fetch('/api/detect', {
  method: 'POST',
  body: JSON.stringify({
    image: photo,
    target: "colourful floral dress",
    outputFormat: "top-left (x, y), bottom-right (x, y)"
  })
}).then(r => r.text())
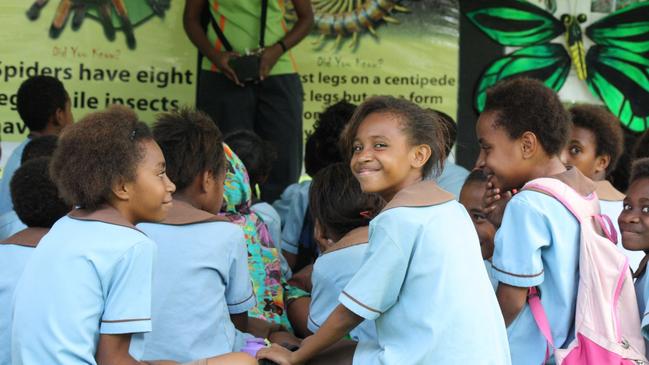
top-left (221, 144), bottom-right (308, 329)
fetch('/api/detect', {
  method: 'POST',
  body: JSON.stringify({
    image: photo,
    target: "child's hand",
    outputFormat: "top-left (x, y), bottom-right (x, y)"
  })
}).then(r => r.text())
top-left (483, 178), bottom-right (514, 229)
top-left (257, 343), bottom-right (301, 365)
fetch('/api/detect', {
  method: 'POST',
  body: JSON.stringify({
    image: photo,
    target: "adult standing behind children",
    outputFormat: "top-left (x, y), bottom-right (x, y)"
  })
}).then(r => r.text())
top-left (183, 0), bottom-right (313, 202)
top-left (0, 76), bottom-right (73, 216)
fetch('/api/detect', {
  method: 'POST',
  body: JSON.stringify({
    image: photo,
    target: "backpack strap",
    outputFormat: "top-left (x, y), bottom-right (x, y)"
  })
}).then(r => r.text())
top-left (528, 287), bottom-right (555, 364)
top-left (523, 177), bottom-right (598, 222)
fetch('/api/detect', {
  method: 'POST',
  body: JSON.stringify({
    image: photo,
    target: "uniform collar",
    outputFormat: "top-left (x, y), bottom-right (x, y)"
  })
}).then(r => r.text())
top-left (594, 180), bottom-right (625, 201)
top-left (161, 199), bottom-right (227, 226)
top-left (324, 226), bottom-right (369, 255)
top-left (68, 204), bottom-right (141, 232)
top-left (548, 167), bottom-right (596, 197)
top-left (0, 227), bottom-right (49, 248)
top-left (380, 180), bottom-right (454, 213)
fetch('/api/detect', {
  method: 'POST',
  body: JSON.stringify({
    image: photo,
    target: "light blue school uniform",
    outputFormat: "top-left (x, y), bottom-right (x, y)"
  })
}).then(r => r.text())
top-left (0, 139), bottom-right (29, 216)
top-left (493, 188), bottom-right (582, 365)
top-left (252, 201), bottom-right (291, 279)
top-left (136, 201), bottom-right (256, 362)
top-left (435, 158), bottom-right (470, 198)
top-left (274, 181), bottom-right (311, 255)
top-left (634, 268), bottom-right (649, 355)
top-left (0, 228), bottom-right (48, 365)
top-left (339, 181), bottom-right (511, 365)
top-left (308, 227), bottom-right (376, 343)
top-left (11, 208), bottom-right (155, 365)
top-left (0, 210), bottom-right (26, 241)
top-left (484, 259), bottom-right (499, 291)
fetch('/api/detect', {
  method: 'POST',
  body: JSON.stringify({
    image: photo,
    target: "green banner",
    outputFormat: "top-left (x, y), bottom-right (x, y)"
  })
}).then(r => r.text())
top-left (0, 0), bottom-right (197, 146)
top-left (290, 0), bottom-right (459, 131)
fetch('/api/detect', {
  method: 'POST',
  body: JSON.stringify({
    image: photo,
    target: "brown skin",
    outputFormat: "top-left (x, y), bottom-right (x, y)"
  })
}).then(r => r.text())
top-left (561, 126), bottom-right (610, 181)
top-left (619, 178), bottom-right (649, 252)
top-left (183, 0), bottom-right (313, 85)
top-left (475, 110), bottom-right (567, 326)
top-left (287, 296), bottom-right (312, 338)
top-left (459, 180), bottom-right (496, 260)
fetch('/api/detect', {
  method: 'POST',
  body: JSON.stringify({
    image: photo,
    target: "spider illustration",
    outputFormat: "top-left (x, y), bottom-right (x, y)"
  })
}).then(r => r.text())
top-left (26, 0), bottom-right (170, 49)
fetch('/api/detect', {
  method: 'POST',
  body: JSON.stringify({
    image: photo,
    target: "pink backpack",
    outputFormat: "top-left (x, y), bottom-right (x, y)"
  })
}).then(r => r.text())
top-left (523, 177), bottom-right (647, 365)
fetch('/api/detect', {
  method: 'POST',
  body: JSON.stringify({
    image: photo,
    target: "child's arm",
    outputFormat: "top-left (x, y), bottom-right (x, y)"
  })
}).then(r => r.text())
top-left (230, 312), bottom-right (249, 332)
top-left (96, 333), bottom-right (178, 365)
top-left (496, 283), bottom-right (528, 326)
top-left (483, 179), bottom-right (513, 228)
top-left (257, 304), bottom-right (362, 365)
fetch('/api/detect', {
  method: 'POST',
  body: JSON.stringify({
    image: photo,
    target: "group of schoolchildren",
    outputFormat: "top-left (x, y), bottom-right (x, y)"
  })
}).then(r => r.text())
top-left (1, 74), bottom-right (649, 365)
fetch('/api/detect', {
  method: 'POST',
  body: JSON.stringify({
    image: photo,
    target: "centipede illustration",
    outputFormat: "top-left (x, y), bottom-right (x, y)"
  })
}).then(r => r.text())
top-left (26, 0), bottom-right (170, 49)
top-left (287, 0), bottom-right (412, 48)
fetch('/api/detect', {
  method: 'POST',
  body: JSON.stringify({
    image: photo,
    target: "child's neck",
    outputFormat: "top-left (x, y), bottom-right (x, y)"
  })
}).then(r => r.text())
top-left (381, 173), bottom-right (423, 202)
top-left (173, 191), bottom-right (202, 211)
top-left (525, 156), bottom-right (566, 184)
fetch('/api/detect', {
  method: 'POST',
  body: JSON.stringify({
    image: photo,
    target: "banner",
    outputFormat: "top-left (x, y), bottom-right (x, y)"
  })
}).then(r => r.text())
top-left (0, 0), bottom-right (197, 166)
top-left (289, 0), bottom-right (459, 131)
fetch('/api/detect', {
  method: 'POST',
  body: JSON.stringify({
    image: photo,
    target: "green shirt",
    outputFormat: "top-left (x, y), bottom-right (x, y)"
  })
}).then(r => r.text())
top-left (203, 0), bottom-right (297, 76)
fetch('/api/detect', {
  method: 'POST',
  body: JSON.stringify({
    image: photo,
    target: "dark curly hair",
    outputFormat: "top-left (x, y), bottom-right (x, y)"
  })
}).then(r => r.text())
top-left (17, 76), bottom-right (69, 132)
top-left (634, 130), bottom-right (649, 160)
top-left (21, 135), bottom-right (58, 164)
top-left (309, 162), bottom-right (385, 241)
top-left (484, 77), bottom-right (570, 156)
top-left (11, 157), bottom-right (69, 227)
top-left (50, 105), bottom-right (152, 209)
top-left (432, 109), bottom-right (456, 156)
top-left (464, 168), bottom-right (488, 185)
top-left (224, 130), bottom-right (276, 188)
top-left (305, 100), bottom-right (357, 177)
top-left (339, 96), bottom-right (447, 178)
top-left (153, 108), bottom-right (224, 192)
top-left (569, 104), bottom-right (624, 174)
top-left (630, 158), bottom-right (649, 184)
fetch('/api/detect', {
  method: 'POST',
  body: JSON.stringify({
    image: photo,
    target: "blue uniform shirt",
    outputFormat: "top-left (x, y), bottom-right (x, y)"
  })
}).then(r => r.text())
top-left (137, 200), bottom-right (255, 362)
top-left (339, 181), bottom-right (511, 365)
top-left (274, 181), bottom-right (311, 255)
top-left (11, 207), bottom-right (155, 365)
top-left (0, 139), bottom-right (29, 216)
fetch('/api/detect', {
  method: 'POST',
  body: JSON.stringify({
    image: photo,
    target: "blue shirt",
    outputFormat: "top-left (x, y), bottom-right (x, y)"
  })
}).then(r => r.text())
top-left (435, 158), bottom-right (470, 198)
top-left (0, 139), bottom-right (29, 216)
top-left (308, 227), bottom-right (376, 343)
top-left (635, 268), bottom-right (649, 356)
top-left (0, 210), bottom-right (26, 241)
top-left (493, 190), bottom-right (581, 365)
top-left (273, 181), bottom-right (311, 255)
top-left (136, 203), bottom-right (255, 362)
top-left (339, 181), bottom-right (510, 365)
top-left (11, 210), bottom-right (155, 365)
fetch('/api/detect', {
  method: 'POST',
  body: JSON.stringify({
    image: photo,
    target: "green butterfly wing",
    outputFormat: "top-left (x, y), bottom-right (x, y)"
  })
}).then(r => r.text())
top-left (586, 1), bottom-right (649, 56)
top-left (586, 45), bottom-right (649, 132)
top-left (475, 43), bottom-right (570, 111)
top-left (464, 0), bottom-right (563, 47)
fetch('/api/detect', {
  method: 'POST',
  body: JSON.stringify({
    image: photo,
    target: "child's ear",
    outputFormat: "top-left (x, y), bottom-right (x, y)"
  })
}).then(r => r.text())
top-left (199, 170), bottom-right (212, 193)
top-left (520, 132), bottom-right (538, 159)
top-left (111, 177), bottom-right (132, 202)
top-left (595, 154), bottom-right (611, 175)
top-left (410, 144), bottom-right (432, 169)
top-left (53, 107), bottom-right (67, 127)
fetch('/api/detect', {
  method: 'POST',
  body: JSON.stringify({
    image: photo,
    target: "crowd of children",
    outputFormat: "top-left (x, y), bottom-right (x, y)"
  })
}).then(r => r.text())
top-left (2, 74), bottom-right (649, 365)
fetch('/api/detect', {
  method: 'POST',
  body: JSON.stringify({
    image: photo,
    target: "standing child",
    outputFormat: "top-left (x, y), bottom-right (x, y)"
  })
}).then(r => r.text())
top-left (10, 106), bottom-right (255, 365)
top-left (306, 162), bottom-right (384, 343)
top-left (561, 104), bottom-right (643, 270)
top-left (476, 78), bottom-right (585, 365)
top-left (136, 109), bottom-right (258, 362)
top-left (459, 169), bottom-right (498, 290)
top-left (0, 157), bottom-right (69, 365)
top-left (258, 96), bottom-right (510, 364)
top-left (620, 158), bottom-right (649, 355)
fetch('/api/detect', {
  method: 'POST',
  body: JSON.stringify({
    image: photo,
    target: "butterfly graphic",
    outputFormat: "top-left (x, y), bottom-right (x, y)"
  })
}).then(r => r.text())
top-left (464, 0), bottom-right (649, 132)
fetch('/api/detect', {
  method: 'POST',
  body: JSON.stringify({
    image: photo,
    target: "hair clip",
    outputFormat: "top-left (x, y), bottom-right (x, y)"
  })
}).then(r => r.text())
top-left (129, 129), bottom-right (137, 141)
top-left (360, 210), bottom-right (372, 219)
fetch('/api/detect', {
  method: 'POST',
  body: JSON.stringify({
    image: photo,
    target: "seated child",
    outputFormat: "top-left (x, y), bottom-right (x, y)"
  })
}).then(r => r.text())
top-left (459, 169), bottom-right (498, 290)
top-left (273, 101), bottom-right (357, 271)
top-left (0, 157), bottom-right (69, 365)
top-left (0, 75), bottom-right (73, 216)
top-left (259, 96), bottom-right (510, 364)
top-left (307, 162), bottom-right (383, 344)
top-left (10, 106), bottom-right (255, 365)
top-left (0, 135), bottom-right (60, 240)
top-left (225, 130), bottom-right (290, 278)
top-left (221, 144), bottom-right (310, 336)
top-left (562, 104), bottom-right (643, 270)
top-left (136, 109), bottom-right (257, 362)
top-left (620, 158), bottom-right (649, 355)
top-left (429, 110), bottom-right (469, 197)
top-left (476, 78), bottom-right (583, 365)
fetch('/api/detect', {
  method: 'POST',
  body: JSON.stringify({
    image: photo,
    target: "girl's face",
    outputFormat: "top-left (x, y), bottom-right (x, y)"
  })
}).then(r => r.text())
top-left (475, 110), bottom-right (528, 191)
top-left (124, 139), bottom-right (176, 224)
top-left (350, 112), bottom-right (423, 201)
top-left (459, 180), bottom-right (496, 260)
top-left (619, 178), bottom-right (649, 251)
top-left (561, 126), bottom-right (606, 180)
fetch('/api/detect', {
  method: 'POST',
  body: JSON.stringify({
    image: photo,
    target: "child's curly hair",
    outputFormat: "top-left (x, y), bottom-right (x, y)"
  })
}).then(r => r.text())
top-left (50, 105), bottom-right (152, 209)
top-left (630, 158), bottom-right (649, 185)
